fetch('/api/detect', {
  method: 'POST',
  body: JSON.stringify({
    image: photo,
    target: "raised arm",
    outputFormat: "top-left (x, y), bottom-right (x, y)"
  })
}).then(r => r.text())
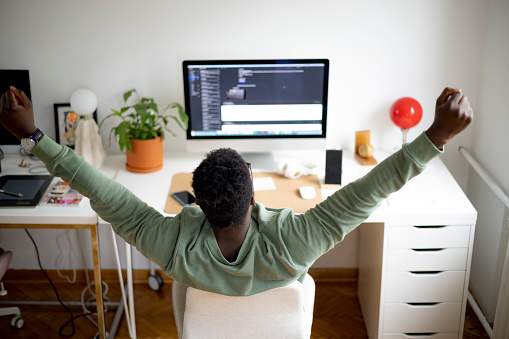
top-left (0, 87), bottom-right (180, 269)
top-left (284, 87), bottom-right (473, 266)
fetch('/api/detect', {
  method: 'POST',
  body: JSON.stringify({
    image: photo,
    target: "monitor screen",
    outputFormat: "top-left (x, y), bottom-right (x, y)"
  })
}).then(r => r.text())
top-left (183, 59), bottom-right (329, 154)
top-left (0, 70), bottom-right (32, 146)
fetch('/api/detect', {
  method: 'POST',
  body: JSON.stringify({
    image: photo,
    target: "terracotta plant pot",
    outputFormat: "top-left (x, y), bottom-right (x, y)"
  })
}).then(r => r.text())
top-left (125, 136), bottom-right (163, 173)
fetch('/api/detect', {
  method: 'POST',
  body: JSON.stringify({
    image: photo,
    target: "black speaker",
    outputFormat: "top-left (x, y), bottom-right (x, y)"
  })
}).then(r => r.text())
top-left (325, 150), bottom-right (342, 185)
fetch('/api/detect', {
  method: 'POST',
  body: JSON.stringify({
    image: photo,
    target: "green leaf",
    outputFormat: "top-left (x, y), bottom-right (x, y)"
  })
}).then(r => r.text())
top-left (114, 121), bottom-right (132, 151)
top-left (178, 109), bottom-right (189, 129)
top-left (118, 137), bottom-right (126, 151)
top-left (171, 102), bottom-right (189, 129)
top-left (134, 103), bottom-right (150, 116)
top-left (168, 115), bottom-right (185, 131)
top-left (123, 89), bottom-right (136, 102)
top-left (148, 102), bottom-right (159, 113)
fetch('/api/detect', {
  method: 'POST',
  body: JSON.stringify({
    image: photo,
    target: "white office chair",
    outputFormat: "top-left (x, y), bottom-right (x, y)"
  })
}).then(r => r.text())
top-left (172, 273), bottom-right (315, 339)
top-left (0, 248), bottom-right (24, 329)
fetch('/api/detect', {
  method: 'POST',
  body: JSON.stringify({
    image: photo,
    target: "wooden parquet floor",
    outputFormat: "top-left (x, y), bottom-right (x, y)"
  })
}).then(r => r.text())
top-left (0, 280), bottom-right (489, 339)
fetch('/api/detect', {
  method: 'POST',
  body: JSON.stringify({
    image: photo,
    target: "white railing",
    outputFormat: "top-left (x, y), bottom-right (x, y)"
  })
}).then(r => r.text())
top-left (459, 147), bottom-right (509, 210)
top-left (459, 146), bottom-right (509, 339)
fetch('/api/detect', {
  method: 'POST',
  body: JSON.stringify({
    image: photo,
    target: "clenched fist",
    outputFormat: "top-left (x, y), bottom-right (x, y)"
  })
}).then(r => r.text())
top-left (425, 87), bottom-right (473, 149)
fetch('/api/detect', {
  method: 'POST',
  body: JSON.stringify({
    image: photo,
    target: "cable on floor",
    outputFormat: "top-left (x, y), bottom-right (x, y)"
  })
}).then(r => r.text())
top-left (25, 229), bottom-right (98, 337)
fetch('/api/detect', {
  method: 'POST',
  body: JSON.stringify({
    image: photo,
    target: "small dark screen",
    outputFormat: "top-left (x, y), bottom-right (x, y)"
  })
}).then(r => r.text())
top-left (0, 175), bottom-right (53, 206)
top-left (325, 150), bottom-right (342, 185)
top-left (0, 179), bottom-right (44, 200)
top-left (173, 191), bottom-right (195, 204)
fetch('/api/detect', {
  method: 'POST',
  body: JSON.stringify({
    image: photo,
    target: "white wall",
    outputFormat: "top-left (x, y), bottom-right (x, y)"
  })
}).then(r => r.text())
top-left (0, 1), bottom-right (488, 270)
top-left (464, 0), bottom-right (509, 323)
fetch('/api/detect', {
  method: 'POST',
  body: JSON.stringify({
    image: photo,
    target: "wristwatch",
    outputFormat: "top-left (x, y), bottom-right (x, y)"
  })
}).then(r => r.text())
top-left (20, 128), bottom-right (44, 152)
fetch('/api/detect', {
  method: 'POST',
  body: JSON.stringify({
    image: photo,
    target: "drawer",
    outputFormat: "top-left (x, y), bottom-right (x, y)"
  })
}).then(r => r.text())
top-left (385, 271), bottom-right (465, 302)
top-left (383, 333), bottom-right (458, 339)
top-left (387, 248), bottom-right (468, 271)
top-left (383, 302), bottom-right (462, 333)
top-left (388, 225), bottom-right (470, 249)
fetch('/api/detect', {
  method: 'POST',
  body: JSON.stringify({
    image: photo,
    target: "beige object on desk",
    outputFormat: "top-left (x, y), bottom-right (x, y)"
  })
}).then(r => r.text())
top-left (358, 143), bottom-right (374, 158)
top-left (165, 172), bottom-right (323, 214)
top-left (355, 130), bottom-right (377, 166)
top-left (74, 118), bottom-right (106, 169)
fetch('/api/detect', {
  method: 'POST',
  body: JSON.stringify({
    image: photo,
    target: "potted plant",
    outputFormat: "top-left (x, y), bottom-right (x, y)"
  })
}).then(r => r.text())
top-left (100, 89), bottom-right (188, 173)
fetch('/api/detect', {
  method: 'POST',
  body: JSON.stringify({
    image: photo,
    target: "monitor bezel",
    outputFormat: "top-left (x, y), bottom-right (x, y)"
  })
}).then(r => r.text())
top-left (182, 59), bottom-right (329, 142)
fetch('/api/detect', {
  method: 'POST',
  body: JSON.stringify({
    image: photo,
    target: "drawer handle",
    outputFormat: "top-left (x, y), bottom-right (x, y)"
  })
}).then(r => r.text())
top-left (413, 225), bottom-right (447, 229)
top-left (409, 271), bottom-right (443, 275)
top-left (406, 302), bottom-right (440, 307)
top-left (403, 333), bottom-right (438, 338)
top-left (411, 248), bottom-right (445, 252)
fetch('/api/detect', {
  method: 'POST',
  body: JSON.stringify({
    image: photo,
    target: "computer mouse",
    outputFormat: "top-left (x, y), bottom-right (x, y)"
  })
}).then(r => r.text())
top-left (299, 186), bottom-right (316, 200)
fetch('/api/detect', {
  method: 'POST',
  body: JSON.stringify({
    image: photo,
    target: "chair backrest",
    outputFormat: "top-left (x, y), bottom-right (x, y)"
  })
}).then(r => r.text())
top-left (0, 249), bottom-right (13, 281)
top-left (172, 274), bottom-right (315, 339)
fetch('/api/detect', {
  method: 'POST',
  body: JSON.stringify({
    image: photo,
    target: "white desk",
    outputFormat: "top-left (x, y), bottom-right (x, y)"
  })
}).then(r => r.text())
top-left (0, 154), bottom-right (124, 339)
top-left (112, 149), bottom-right (477, 339)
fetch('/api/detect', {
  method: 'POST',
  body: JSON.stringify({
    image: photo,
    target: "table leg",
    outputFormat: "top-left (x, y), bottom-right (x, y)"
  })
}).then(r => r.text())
top-left (91, 224), bottom-right (106, 339)
top-left (125, 243), bottom-right (136, 337)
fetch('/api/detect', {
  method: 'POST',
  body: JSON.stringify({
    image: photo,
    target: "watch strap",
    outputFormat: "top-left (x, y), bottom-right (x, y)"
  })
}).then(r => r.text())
top-left (30, 128), bottom-right (44, 143)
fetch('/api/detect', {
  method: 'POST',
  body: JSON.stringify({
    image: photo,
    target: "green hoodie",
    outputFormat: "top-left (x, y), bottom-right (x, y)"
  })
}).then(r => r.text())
top-left (32, 132), bottom-right (441, 296)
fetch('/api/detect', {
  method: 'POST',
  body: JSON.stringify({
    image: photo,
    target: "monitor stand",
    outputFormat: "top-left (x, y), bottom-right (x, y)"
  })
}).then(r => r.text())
top-left (240, 152), bottom-right (276, 170)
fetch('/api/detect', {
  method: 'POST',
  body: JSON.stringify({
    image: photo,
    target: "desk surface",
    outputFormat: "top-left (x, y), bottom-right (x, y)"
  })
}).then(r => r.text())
top-left (1, 148), bottom-right (477, 226)
top-left (113, 149), bottom-right (477, 226)
top-left (0, 154), bottom-right (124, 224)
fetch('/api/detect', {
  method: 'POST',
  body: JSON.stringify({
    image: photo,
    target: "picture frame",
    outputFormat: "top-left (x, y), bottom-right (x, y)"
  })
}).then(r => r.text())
top-left (53, 103), bottom-right (98, 147)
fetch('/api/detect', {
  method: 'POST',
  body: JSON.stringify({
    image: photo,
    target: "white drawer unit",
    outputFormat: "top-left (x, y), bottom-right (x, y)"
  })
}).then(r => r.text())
top-left (358, 220), bottom-right (475, 339)
top-left (388, 225), bottom-right (470, 249)
top-left (385, 271), bottom-right (465, 303)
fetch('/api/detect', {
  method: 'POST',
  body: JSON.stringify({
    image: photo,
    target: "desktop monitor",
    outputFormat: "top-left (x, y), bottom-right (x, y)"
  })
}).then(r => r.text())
top-left (0, 70), bottom-right (32, 147)
top-left (183, 59), bottom-right (329, 166)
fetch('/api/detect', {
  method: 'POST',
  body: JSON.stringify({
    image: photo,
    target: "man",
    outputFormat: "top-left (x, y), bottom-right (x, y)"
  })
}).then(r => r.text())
top-left (0, 86), bottom-right (472, 296)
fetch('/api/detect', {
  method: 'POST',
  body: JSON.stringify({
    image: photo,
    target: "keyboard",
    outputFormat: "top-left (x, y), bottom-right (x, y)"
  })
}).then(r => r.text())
top-left (253, 177), bottom-right (276, 191)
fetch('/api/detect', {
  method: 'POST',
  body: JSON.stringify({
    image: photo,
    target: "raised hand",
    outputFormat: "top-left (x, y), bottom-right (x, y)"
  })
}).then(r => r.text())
top-left (0, 86), bottom-right (37, 140)
top-left (425, 87), bottom-right (473, 149)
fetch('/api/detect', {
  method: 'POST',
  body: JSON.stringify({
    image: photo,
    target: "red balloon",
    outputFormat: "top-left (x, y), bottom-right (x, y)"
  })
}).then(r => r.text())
top-left (390, 97), bottom-right (423, 130)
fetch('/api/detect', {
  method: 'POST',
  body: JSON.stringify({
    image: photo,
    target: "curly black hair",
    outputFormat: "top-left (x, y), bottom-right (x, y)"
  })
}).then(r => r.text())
top-left (192, 148), bottom-right (253, 229)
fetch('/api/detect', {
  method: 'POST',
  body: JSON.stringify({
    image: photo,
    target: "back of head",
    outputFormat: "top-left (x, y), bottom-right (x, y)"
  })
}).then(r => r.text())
top-left (192, 148), bottom-right (253, 229)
